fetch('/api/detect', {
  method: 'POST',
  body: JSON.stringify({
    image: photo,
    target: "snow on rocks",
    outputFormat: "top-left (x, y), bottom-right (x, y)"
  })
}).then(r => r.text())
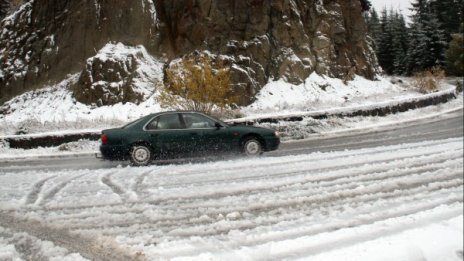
top-left (0, 74), bottom-right (161, 136)
top-left (0, 138), bottom-right (462, 260)
top-left (73, 42), bottom-right (164, 106)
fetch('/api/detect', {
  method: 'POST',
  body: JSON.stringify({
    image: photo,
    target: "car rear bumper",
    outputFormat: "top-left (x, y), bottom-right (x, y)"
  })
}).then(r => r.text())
top-left (100, 145), bottom-right (129, 160)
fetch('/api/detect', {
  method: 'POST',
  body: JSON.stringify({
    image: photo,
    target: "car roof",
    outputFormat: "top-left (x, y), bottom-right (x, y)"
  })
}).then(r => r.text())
top-left (148, 111), bottom-right (208, 117)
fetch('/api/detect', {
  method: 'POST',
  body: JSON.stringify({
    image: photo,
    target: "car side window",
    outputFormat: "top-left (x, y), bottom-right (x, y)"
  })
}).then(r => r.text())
top-left (182, 113), bottom-right (216, 129)
top-left (146, 114), bottom-right (183, 130)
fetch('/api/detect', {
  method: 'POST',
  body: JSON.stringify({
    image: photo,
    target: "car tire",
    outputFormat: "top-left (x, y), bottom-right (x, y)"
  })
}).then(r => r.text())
top-left (129, 145), bottom-right (153, 166)
top-left (242, 137), bottom-right (263, 157)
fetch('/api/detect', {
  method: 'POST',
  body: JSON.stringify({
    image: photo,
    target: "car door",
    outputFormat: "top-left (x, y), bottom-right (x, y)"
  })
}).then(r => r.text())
top-left (180, 113), bottom-right (232, 153)
top-left (144, 113), bottom-right (195, 158)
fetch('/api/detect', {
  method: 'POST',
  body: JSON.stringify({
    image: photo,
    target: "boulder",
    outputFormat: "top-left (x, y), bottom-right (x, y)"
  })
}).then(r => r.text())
top-left (72, 43), bottom-right (164, 106)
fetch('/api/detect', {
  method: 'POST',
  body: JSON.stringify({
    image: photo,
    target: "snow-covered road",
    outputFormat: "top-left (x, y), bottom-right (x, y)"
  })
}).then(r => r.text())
top-left (0, 135), bottom-right (462, 260)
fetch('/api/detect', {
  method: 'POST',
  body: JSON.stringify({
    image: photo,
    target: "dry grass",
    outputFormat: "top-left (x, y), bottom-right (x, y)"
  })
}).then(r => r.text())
top-left (412, 67), bottom-right (445, 93)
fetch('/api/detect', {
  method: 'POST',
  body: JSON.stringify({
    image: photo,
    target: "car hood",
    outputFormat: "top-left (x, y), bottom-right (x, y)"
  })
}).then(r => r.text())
top-left (227, 125), bottom-right (275, 135)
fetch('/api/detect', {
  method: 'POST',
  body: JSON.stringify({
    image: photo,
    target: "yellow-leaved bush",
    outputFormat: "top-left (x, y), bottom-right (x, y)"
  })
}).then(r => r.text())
top-left (157, 54), bottom-right (239, 115)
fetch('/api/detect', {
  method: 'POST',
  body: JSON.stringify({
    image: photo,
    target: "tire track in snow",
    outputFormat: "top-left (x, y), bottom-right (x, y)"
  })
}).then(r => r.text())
top-left (25, 175), bottom-right (57, 205)
top-left (41, 151), bottom-right (462, 227)
top-left (131, 142), bottom-right (461, 200)
top-left (56, 164), bottom-right (462, 232)
top-left (24, 139), bottom-right (461, 212)
top-left (100, 170), bottom-right (135, 202)
top-left (139, 138), bottom-right (460, 184)
top-left (138, 151), bottom-right (463, 209)
top-left (36, 148), bottom-right (462, 228)
top-left (80, 182), bottom-right (462, 250)
top-left (130, 169), bottom-right (155, 196)
top-left (39, 173), bottom-right (89, 205)
top-left (166, 200), bottom-right (464, 260)
top-left (139, 148), bottom-right (462, 190)
top-left (124, 138), bottom-right (459, 189)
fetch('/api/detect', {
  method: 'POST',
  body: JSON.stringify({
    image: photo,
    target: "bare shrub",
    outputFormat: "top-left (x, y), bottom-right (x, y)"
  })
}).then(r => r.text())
top-left (412, 67), bottom-right (445, 93)
top-left (157, 53), bottom-right (239, 115)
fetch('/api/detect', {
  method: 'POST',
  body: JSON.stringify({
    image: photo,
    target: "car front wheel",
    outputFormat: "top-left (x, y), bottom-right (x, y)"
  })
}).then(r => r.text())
top-left (129, 145), bottom-right (153, 166)
top-left (242, 137), bottom-right (263, 157)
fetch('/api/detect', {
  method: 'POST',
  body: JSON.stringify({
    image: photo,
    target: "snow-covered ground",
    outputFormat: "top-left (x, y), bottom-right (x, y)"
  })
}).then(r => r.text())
top-left (0, 71), bottom-right (462, 260)
top-left (0, 71), bottom-right (462, 159)
top-left (0, 138), bottom-right (462, 260)
top-left (0, 71), bottom-right (459, 136)
top-left (0, 94), bottom-right (461, 160)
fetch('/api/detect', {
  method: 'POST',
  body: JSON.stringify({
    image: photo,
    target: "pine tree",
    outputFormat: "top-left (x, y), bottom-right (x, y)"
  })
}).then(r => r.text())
top-left (391, 11), bottom-right (409, 75)
top-left (0, 0), bottom-right (9, 20)
top-left (365, 8), bottom-right (382, 44)
top-left (410, 0), bottom-right (429, 23)
top-left (429, 0), bottom-right (463, 38)
top-left (406, 20), bottom-right (428, 74)
top-left (376, 8), bottom-right (395, 74)
top-left (406, 0), bottom-right (447, 74)
top-left (421, 12), bottom-right (447, 69)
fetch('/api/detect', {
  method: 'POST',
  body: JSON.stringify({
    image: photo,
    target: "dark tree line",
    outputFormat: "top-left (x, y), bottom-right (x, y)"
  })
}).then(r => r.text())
top-left (365, 0), bottom-right (463, 76)
top-left (0, 0), bottom-right (9, 20)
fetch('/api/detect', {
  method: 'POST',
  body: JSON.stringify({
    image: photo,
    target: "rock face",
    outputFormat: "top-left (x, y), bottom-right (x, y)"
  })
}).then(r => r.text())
top-left (74, 43), bottom-right (164, 106)
top-left (0, 0), bottom-right (159, 104)
top-left (0, 0), bottom-right (380, 105)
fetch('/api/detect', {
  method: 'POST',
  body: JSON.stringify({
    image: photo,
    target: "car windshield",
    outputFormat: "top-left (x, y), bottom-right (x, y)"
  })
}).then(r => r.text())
top-left (207, 114), bottom-right (229, 127)
top-left (216, 118), bottom-right (229, 127)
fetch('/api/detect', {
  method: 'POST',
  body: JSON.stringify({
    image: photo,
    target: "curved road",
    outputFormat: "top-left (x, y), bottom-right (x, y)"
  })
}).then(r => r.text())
top-left (1, 108), bottom-right (462, 172)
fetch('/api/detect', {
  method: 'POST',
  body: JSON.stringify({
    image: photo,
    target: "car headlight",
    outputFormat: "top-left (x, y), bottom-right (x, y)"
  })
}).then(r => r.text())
top-left (274, 131), bottom-right (280, 138)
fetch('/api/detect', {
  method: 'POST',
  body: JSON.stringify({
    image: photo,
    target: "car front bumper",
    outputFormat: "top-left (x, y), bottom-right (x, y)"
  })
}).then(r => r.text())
top-left (264, 137), bottom-right (280, 151)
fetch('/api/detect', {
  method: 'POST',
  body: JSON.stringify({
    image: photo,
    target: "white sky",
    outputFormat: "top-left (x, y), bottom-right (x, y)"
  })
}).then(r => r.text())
top-left (370, 0), bottom-right (413, 19)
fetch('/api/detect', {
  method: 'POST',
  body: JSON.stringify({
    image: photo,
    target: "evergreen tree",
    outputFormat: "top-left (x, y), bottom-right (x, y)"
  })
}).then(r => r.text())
top-left (410, 0), bottom-right (429, 23)
top-left (429, 0), bottom-right (464, 38)
top-left (365, 8), bottom-right (382, 44)
top-left (406, 0), bottom-right (447, 74)
top-left (0, 0), bottom-right (9, 20)
top-left (391, 11), bottom-right (409, 75)
top-left (422, 12), bottom-right (447, 68)
top-left (376, 8), bottom-right (396, 74)
top-left (406, 19), bottom-right (428, 74)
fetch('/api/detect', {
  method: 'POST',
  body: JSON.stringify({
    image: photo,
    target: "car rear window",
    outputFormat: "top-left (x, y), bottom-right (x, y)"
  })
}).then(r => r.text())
top-left (122, 116), bottom-right (149, 129)
top-left (146, 114), bottom-right (183, 130)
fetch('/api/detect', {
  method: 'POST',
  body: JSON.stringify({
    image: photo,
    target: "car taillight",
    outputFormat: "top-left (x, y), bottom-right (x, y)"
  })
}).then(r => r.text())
top-left (101, 133), bottom-right (108, 145)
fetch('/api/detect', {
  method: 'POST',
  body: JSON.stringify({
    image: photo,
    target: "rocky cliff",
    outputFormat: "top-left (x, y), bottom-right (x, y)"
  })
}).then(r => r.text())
top-left (0, 0), bottom-right (379, 106)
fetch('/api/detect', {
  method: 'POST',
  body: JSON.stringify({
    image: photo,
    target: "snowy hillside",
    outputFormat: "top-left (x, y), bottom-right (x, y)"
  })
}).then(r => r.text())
top-left (2, 69), bottom-right (456, 137)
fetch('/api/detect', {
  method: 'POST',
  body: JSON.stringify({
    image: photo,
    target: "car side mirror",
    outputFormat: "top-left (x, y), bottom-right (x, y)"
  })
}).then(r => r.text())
top-left (215, 122), bottom-right (222, 129)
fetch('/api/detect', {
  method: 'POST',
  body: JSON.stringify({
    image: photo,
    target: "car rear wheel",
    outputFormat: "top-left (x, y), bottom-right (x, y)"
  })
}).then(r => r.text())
top-left (129, 145), bottom-right (153, 166)
top-left (242, 137), bottom-right (263, 157)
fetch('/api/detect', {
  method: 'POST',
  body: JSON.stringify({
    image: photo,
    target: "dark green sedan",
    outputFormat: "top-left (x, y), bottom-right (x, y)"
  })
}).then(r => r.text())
top-left (100, 111), bottom-right (280, 166)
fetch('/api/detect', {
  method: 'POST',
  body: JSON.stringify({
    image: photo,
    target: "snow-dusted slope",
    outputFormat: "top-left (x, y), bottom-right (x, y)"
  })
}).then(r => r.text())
top-left (1, 73), bottom-right (452, 136)
top-left (0, 138), bottom-right (462, 260)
